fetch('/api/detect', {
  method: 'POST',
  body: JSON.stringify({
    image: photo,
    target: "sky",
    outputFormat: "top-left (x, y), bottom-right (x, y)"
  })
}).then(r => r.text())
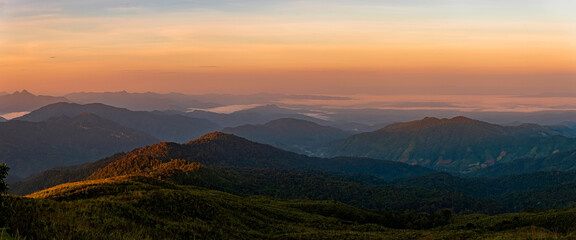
top-left (1, 0), bottom-right (575, 97)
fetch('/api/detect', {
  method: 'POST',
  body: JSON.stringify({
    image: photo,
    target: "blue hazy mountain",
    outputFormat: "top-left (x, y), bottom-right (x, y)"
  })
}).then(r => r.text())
top-left (17, 102), bottom-right (220, 143)
top-left (0, 113), bottom-right (158, 179)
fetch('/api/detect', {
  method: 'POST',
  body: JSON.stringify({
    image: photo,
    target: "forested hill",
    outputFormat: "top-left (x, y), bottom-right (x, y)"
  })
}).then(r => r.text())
top-left (471, 149), bottom-right (576, 177)
top-left (325, 116), bottom-right (576, 172)
top-left (11, 132), bottom-right (433, 195)
top-left (88, 132), bottom-right (434, 181)
top-left (8, 130), bottom-right (576, 239)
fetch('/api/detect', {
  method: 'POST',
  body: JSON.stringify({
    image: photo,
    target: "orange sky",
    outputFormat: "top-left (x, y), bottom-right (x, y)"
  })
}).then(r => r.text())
top-left (1, 0), bottom-right (575, 95)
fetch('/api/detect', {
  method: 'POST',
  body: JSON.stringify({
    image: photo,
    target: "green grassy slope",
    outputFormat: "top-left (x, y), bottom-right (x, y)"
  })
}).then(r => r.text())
top-left (4, 175), bottom-right (576, 239)
top-left (1, 176), bottom-right (431, 240)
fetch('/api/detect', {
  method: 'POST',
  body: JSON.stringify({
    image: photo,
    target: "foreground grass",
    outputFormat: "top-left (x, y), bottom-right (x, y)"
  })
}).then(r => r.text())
top-left (2, 176), bottom-right (576, 239)
top-left (2, 176), bottom-right (416, 239)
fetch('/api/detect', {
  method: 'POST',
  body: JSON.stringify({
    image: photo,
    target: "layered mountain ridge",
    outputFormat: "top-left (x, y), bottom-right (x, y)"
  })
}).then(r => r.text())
top-left (0, 113), bottom-right (158, 179)
top-left (17, 102), bottom-right (220, 143)
top-left (325, 116), bottom-right (576, 172)
top-left (222, 118), bottom-right (351, 154)
top-left (0, 90), bottom-right (69, 114)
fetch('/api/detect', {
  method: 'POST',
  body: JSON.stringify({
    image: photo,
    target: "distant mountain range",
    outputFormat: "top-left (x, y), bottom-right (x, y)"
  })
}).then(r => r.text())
top-left (65, 91), bottom-right (221, 111)
top-left (324, 116), bottom-right (576, 172)
top-left (180, 92), bottom-right (351, 105)
top-left (186, 104), bottom-right (331, 127)
top-left (0, 116), bottom-right (6, 122)
top-left (222, 118), bottom-right (351, 155)
top-left (0, 90), bottom-right (69, 114)
top-left (17, 102), bottom-right (220, 143)
top-left (4, 90), bottom-right (576, 130)
top-left (309, 107), bottom-right (576, 128)
top-left (0, 113), bottom-right (158, 180)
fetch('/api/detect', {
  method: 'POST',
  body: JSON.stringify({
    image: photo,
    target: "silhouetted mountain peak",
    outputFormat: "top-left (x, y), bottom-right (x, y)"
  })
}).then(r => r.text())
top-left (421, 116), bottom-right (477, 124)
top-left (187, 132), bottom-right (247, 145)
top-left (14, 89), bottom-right (34, 96)
top-left (383, 116), bottom-right (490, 132)
top-left (0, 90), bottom-right (70, 114)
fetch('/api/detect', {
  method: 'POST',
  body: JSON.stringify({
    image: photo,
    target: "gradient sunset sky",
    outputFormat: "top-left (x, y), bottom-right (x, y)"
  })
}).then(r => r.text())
top-left (1, 0), bottom-right (575, 96)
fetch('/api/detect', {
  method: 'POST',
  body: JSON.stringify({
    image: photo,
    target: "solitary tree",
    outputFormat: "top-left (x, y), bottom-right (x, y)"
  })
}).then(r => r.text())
top-left (0, 164), bottom-right (8, 195)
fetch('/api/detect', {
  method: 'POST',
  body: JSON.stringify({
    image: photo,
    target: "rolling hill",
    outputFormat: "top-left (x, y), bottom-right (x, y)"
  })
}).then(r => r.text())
top-left (222, 118), bottom-right (351, 155)
top-left (6, 153), bottom-right (576, 239)
top-left (0, 113), bottom-right (158, 179)
top-left (10, 132), bottom-right (434, 195)
top-left (8, 129), bottom-right (576, 239)
top-left (324, 116), bottom-right (576, 172)
top-left (88, 132), bottom-right (433, 181)
top-left (17, 102), bottom-right (220, 143)
top-left (1, 174), bottom-right (473, 240)
top-left (5, 174), bottom-right (576, 239)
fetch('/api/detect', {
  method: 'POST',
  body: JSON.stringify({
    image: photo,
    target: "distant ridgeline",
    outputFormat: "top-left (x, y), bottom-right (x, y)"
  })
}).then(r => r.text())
top-left (323, 116), bottom-right (576, 173)
top-left (222, 118), bottom-right (352, 155)
top-left (0, 90), bottom-right (69, 115)
top-left (16, 102), bottom-right (221, 143)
